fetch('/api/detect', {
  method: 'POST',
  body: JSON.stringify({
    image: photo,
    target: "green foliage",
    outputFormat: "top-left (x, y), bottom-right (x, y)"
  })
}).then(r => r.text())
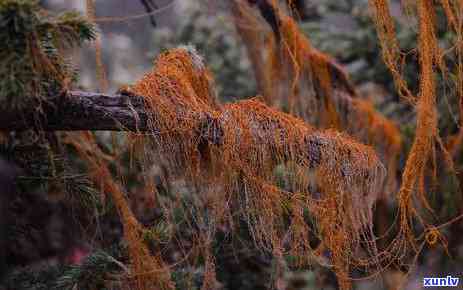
top-left (60, 172), bottom-right (101, 212)
top-left (0, 0), bottom-right (95, 110)
top-left (0, 2), bottom-right (98, 263)
top-left (0, 135), bottom-right (100, 214)
top-left (3, 250), bottom-right (124, 290)
top-left (142, 220), bottom-right (171, 245)
top-left (54, 250), bottom-right (124, 290)
top-left (0, 0), bottom-right (98, 282)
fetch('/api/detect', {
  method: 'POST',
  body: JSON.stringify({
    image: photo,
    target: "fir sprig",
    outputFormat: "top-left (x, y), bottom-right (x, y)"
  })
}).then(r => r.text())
top-left (54, 250), bottom-right (126, 290)
top-left (0, 0), bottom-right (95, 110)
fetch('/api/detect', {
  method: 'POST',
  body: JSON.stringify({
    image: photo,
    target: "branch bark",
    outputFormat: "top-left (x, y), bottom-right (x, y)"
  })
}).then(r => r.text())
top-left (0, 91), bottom-right (148, 131)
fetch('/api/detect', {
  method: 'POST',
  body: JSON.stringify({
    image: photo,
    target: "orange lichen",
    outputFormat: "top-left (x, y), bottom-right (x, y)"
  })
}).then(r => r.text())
top-left (241, 0), bottom-right (402, 195)
top-left (368, 0), bottom-right (414, 102)
top-left (64, 132), bottom-right (174, 290)
top-left (121, 46), bottom-right (386, 290)
top-left (395, 0), bottom-right (439, 250)
top-left (225, 1), bottom-right (409, 287)
top-left (439, 0), bottom-right (458, 31)
top-left (86, 0), bottom-right (108, 92)
top-left (369, 0), bottom-right (443, 252)
top-left (231, 1), bottom-right (274, 105)
top-left (439, 0), bottom-right (463, 158)
top-left (267, 11), bottom-right (345, 129)
top-left (368, 1), bottom-right (463, 270)
top-left (351, 99), bottom-right (402, 193)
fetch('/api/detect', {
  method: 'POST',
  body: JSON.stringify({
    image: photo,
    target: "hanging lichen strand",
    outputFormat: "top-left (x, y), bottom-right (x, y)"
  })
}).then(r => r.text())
top-left (233, 0), bottom-right (402, 193)
top-left (369, 0), bottom-right (458, 254)
top-left (119, 46), bottom-right (386, 290)
top-left (368, 0), bottom-right (414, 102)
top-left (65, 132), bottom-right (174, 290)
top-left (401, 0), bottom-right (439, 247)
top-left (86, 0), bottom-right (108, 92)
top-left (439, 0), bottom-right (463, 157)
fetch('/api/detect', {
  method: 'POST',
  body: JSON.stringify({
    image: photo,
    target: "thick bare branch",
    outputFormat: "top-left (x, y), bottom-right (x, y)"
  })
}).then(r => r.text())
top-left (0, 91), bottom-right (148, 131)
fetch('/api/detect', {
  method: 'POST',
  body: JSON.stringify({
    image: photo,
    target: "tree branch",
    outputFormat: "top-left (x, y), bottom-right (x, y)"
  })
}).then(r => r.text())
top-left (0, 91), bottom-right (148, 131)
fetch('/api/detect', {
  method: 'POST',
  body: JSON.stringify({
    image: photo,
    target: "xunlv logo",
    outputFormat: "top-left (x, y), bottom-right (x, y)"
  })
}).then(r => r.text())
top-left (423, 276), bottom-right (460, 287)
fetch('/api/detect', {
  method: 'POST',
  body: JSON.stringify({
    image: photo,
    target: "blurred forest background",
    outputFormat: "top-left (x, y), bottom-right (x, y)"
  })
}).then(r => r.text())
top-left (0, 0), bottom-right (462, 290)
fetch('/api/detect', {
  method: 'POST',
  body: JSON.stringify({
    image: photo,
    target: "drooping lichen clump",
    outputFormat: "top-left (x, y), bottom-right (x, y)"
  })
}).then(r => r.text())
top-left (233, 0), bottom-right (402, 200)
top-left (121, 46), bottom-right (386, 290)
